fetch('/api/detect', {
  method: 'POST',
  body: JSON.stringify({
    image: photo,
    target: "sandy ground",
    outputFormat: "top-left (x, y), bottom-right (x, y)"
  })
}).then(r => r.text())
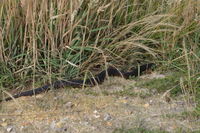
top-left (0, 74), bottom-right (199, 133)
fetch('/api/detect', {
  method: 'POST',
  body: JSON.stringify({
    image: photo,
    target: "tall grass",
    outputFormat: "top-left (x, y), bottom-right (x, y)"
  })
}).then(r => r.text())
top-left (0, 0), bottom-right (199, 110)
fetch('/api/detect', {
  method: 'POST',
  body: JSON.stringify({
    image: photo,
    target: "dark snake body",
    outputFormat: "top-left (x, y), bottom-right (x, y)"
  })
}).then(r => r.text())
top-left (2, 63), bottom-right (154, 102)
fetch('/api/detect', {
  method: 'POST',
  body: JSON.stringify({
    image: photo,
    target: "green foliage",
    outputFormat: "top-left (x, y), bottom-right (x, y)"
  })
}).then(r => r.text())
top-left (0, 62), bottom-right (14, 89)
top-left (136, 72), bottom-right (183, 96)
top-left (0, 0), bottom-right (199, 113)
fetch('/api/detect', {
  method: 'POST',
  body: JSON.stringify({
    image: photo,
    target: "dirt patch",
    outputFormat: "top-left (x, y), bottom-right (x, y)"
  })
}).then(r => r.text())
top-left (0, 75), bottom-right (199, 133)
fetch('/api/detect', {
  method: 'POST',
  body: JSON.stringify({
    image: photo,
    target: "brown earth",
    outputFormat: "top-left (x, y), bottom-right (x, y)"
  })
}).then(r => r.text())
top-left (0, 74), bottom-right (199, 133)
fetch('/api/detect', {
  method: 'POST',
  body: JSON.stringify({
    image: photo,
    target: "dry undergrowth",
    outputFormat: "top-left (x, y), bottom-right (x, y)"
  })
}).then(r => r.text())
top-left (0, 74), bottom-right (199, 133)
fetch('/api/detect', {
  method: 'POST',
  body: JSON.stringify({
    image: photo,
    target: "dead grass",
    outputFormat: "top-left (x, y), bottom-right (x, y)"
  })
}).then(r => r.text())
top-left (0, 0), bottom-right (200, 132)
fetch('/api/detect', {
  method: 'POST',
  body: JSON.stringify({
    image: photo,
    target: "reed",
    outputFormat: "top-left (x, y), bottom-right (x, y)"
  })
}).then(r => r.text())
top-left (0, 0), bottom-right (199, 112)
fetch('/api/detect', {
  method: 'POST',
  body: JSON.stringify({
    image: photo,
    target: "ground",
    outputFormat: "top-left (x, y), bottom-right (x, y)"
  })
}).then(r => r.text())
top-left (0, 73), bottom-right (199, 133)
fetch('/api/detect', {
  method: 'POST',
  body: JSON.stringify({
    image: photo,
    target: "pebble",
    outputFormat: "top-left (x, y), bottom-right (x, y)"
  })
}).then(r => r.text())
top-left (50, 120), bottom-right (67, 132)
top-left (64, 102), bottom-right (74, 108)
top-left (104, 113), bottom-right (112, 121)
top-left (93, 114), bottom-right (101, 118)
top-left (93, 110), bottom-right (99, 114)
top-left (93, 110), bottom-right (101, 118)
top-left (6, 126), bottom-right (13, 132)
top-left (149, 100), bottom-right (153, 105)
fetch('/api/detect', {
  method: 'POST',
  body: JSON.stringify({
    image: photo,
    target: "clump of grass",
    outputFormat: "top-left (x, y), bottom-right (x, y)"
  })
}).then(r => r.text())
top-left (0, 0), bottom-right (174, 88)
top-left (136, 72), bottom-right (183, 96)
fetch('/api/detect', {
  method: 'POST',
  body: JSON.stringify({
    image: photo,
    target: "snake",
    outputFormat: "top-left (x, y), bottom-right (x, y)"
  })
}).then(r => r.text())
top-left (1, 63), bottom-right (155, 102)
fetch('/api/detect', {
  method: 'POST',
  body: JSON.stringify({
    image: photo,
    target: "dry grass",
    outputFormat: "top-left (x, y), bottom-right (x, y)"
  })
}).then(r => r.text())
top-left (0, 0), bottom-right (199, 124)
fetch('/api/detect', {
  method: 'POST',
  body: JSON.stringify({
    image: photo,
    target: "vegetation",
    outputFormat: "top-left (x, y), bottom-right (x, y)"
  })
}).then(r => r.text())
top-left (113, 127), bottom-right (168, 133)
top-left (113, 127), bottom-right (200, 133)
top-left (0, 0), bottom-right (199, 122)
top-left (135, 72), bottom-right (183, 96)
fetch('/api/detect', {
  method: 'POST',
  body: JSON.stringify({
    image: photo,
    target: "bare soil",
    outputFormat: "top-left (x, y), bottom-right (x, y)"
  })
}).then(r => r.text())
top-left (0, 74), bottom-right (199, 133)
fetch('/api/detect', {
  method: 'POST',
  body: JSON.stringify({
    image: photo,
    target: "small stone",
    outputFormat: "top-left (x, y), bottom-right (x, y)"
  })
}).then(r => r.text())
top-left (54, 96), bottom-right (59, 100)
top-left (64, 102), bottom-right (74, 108)
top-left (6, 126), bottom-right (13, 132)
top-left (143, 103), bottom-right (150, 108)
top-left (93, 114), bottom-right (100, 118)
top-left (104, 113), bottom-right (112, 121)
top-left (149, 100), bottom-right (153, 105)
top-left (93, 110), bottom-right (98, 114)
top-left (93, 110), bottom-right (100, 118)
